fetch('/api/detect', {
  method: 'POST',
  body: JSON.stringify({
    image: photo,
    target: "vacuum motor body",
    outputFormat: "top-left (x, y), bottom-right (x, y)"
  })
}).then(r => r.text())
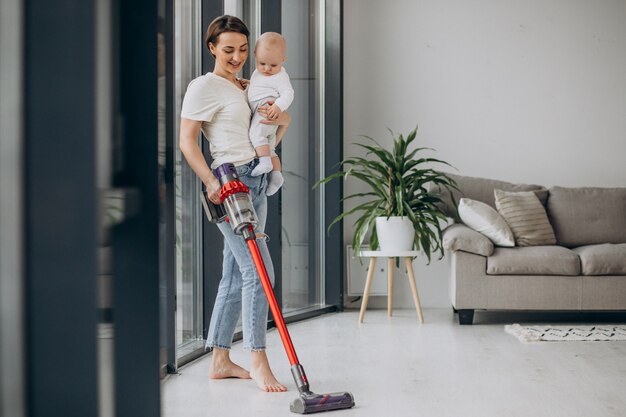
top-left (203, 163), bottom-right (259, 237)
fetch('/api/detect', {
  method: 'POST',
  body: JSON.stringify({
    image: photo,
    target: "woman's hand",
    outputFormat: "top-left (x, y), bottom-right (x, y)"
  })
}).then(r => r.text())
top-left (265, 103), bottom-right (282, 120)
top-left (205, 176), bottom-right (222, 204)
top-left (258, 101), bottom-right (291, 125)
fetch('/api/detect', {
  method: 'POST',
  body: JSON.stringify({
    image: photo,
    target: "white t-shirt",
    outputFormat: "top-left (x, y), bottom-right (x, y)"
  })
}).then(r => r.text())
top-left (247, 67), bottom-right (294, 112)
top-left (180, 72), bottom-right (255, 169)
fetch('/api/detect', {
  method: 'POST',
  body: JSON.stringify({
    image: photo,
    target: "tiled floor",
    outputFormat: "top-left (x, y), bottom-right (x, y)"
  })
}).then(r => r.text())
top-left (162, 309), bottom-right (626, 417)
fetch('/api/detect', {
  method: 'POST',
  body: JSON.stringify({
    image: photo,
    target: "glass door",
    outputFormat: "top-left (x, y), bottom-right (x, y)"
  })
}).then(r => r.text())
top-left (279, 0), bottom-right (325, 314)
top-left (174, 0), bottom-right (205, 361)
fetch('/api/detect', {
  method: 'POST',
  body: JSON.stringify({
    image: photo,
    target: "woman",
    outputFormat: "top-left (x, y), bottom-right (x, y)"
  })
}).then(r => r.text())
top-left (179, 15), bottom-right (290, 393)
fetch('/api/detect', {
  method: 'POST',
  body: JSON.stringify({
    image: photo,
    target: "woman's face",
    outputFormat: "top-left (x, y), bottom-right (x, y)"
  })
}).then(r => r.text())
top-left (209, 32), bottom-right (249, 76)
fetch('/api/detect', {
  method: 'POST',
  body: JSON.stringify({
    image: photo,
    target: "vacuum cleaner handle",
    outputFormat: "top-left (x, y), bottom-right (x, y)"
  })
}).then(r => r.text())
top-left (200, 190), bottom-right (227, 223)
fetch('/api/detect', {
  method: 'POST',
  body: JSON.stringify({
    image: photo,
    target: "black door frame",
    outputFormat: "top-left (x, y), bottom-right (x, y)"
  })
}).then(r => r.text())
top-left (113, 0), bottom-right (162, 415)
top-left (24, 1), bottom-right (100, 416)
top-left (324, 0), bottom-right (344, 308)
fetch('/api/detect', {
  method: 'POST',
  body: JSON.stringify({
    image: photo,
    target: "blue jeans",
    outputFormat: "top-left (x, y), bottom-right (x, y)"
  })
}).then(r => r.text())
top-left (205, 160), bottom-right (275, 351)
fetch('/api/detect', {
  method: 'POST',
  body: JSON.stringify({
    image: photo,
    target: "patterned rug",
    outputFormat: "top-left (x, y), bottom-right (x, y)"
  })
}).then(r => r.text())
top-left (505, 324), bottom-right (626, 342)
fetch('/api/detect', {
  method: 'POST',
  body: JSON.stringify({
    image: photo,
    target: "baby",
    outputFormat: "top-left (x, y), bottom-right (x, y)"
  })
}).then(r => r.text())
top-left (248, 32), bottom-right (294, 196)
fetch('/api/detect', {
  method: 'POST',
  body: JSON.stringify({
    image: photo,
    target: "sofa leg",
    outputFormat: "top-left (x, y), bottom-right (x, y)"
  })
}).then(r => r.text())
top-left (458, 309), bottom-right (474, 325)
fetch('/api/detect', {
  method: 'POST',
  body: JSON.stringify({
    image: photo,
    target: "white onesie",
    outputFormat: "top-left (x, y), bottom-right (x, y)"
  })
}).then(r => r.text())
top-left (247, 67), bottom-right (294, 154)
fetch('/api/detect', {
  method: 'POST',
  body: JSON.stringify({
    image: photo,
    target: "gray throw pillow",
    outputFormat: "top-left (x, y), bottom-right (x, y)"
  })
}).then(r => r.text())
top-left (494, 189), bottom-right (556, 247)
top-left (426, 172), bottom-right (549, 222)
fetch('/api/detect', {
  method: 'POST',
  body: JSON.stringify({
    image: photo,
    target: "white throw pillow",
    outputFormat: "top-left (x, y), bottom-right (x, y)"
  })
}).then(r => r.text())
top-left (458, 198), bottom-right (515, 247)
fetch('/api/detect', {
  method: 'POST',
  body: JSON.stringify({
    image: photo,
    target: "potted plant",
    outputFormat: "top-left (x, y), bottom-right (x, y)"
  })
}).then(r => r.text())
top-left (317, 127), bottom-right (458, 262)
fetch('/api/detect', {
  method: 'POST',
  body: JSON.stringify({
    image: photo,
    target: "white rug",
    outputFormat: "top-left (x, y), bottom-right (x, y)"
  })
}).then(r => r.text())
top-left (505, 324), bottom-right (626, 342)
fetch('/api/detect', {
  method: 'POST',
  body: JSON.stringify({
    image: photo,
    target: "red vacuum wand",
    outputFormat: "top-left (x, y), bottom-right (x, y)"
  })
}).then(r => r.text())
top-left (203, 162), bottom-right (355, 414)
top-left (246, 230), bottom-right (300, 366)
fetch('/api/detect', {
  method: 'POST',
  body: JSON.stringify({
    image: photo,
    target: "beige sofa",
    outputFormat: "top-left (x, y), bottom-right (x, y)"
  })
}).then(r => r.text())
top-left (435, 174), bottom-right (626, 324)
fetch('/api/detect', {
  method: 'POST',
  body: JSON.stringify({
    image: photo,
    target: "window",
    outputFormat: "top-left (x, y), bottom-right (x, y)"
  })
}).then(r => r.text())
top-left (279, 0), bottom-right (326, 314)
top-left (174, 0), bottom-right (204, 360)
top-left (171, 0), bottom-right (334, 367)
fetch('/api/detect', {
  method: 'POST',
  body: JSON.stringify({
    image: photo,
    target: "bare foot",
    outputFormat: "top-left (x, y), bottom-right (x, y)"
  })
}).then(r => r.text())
top-left (209, 349), bottom-right (251, 379)
top-left (250, 351), bottom-right (287, 392)
top-left (250, 366), bottom-right (287, 392)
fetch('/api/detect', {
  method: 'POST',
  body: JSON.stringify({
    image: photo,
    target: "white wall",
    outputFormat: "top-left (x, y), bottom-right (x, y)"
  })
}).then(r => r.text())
top-left (344, 0), bottom-right (626, 309)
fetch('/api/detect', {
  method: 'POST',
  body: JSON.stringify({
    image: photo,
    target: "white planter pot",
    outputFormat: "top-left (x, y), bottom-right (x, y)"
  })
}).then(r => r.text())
top-left (375, 216), bottom-right (414, 251)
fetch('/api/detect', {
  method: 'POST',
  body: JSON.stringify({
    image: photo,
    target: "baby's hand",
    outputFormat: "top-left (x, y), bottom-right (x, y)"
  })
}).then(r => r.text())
top-left (266, 103), bottom-right (282, 120)
top-left (237, 78), bottom-right (250, 89)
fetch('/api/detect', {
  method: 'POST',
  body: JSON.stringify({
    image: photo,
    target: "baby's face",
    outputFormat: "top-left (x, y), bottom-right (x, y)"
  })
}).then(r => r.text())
top-left (255, 45), bottom-right (285, 76)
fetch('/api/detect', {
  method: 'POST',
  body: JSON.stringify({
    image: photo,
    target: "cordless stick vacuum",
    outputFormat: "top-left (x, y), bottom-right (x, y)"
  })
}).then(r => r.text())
top-left (201, 163), bottom-right (355, 414)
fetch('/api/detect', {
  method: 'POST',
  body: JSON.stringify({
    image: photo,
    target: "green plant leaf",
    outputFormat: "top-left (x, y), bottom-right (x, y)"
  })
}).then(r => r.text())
top-left (340, 192), bottom-right (379, 202)
top-left (320, 126), bottom-right (458, 263)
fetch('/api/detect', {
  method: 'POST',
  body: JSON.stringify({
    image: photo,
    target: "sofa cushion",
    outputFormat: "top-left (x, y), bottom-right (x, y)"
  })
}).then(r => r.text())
top-left (458, 198), bottom-right (515, 247)
top-left (494, 190), bottom-right (557, 247)
top-left (572, 244), bottom-right (626, 276)
top-left (443, 224), bottom-right (494, 257)
top-left (429, 173), bottom-right (549, 222)
top-left (547, 186), bottom-right (626, 247)
top-left (487, 246), bottom-right (581, 275)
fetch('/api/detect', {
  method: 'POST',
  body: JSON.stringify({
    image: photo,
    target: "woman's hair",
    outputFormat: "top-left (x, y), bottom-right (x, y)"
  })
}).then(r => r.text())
top-left (205, 15), bottom-right (250, 57)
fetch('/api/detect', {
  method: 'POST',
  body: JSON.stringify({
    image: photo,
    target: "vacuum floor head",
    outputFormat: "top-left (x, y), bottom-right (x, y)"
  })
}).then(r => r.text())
top-left (290, 391), bottom-right (355, 414)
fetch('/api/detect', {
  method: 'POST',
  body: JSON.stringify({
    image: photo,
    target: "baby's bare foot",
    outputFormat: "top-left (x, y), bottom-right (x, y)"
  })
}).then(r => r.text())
top-left (209, 359), bottom-right (251, 379)
top-left (250, 365), bottom-right (287, 392)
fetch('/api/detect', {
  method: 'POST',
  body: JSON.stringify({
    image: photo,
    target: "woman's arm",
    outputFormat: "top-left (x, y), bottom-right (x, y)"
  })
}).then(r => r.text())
top-left (275, 115), bottom-right (290, 146)
top-left (179, 118), bottom-right (221, 203)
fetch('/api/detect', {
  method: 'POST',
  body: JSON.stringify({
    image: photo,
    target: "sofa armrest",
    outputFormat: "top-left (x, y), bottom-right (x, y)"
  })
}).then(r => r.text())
top-left (443, 224), bottom-right (494, 257)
